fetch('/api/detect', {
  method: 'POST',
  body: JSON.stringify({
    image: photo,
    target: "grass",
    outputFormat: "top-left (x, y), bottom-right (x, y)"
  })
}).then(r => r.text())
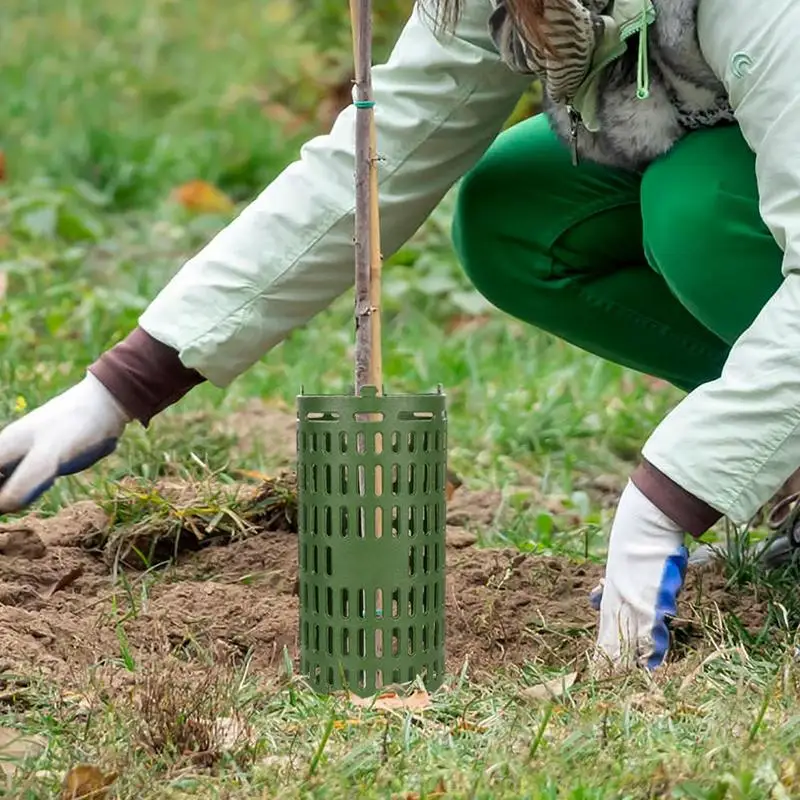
top-left (0, 0), bottom-right (797, 797)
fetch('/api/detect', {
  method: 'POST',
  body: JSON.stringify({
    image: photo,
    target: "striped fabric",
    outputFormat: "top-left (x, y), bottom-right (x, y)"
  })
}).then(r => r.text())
top-left (487, 0), bottom-right (735, 173)
top-left (488, 0), bottom-right (604, 103)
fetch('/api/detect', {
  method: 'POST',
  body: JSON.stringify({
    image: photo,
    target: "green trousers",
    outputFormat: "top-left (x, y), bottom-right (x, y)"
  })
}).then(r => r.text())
top-left (452, 115), bottom-right (783, 392)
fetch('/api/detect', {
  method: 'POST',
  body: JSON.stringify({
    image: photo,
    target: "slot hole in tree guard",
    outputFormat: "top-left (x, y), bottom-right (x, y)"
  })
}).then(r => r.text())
top-left (357, 589), bottom-right (366, 619)
top-left (324, 464), bottom-right (332, 494)
top-left (325, 547), bottom-right (333, 576)
top-left (324, 507), bottom-right (332, 537)
top-left (341, 507), bottom-right (350, 537)
top-left (340, 465), bottom-right (349, 494)
top-left (392, 589), bottom-right (400, 618)
top-left (375, 628), bottom-right (384, 658)
top-left (392, 628), bottom-right (401, 656)
top-left (354, 412), bottom-right (385, 423)
top-left (342, 628), bottom-right (350, 655)
top-left (341, 589), bottom-right (350, 619)
top-left (327, 627), bottom-right (334, 655)
top-left (326, 587), bottom-right (334, 618)
top-left (408, 587), bottom-right (416, 617)
top-left (305, 411), bottom-right (340, 421)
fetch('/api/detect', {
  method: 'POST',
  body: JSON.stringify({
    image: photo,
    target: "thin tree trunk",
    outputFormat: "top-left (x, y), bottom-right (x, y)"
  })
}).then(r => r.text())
top-left (350, 0), bottom-right (382, 395)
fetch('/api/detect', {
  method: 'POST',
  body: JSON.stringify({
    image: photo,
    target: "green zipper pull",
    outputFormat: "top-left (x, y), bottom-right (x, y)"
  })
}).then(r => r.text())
top-left (636, 0), bottom-right (650, 99)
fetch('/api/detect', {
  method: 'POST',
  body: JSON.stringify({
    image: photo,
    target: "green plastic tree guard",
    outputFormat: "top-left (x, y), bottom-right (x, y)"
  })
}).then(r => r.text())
top-left (296, 385), bottom-right (447, 697)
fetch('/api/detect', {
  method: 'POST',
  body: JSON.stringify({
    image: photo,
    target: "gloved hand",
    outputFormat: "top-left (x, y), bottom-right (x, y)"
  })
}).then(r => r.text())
top-left (0, 373), bottom-right (130, 514)
top-left (590, 481), bottom-right (689, 671)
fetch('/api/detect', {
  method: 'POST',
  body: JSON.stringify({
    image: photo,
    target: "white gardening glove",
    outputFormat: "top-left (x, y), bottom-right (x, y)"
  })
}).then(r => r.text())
top-left (0, 372), bottom-right (130, 513)
top-left (590, 481), bottom-right (689, 671)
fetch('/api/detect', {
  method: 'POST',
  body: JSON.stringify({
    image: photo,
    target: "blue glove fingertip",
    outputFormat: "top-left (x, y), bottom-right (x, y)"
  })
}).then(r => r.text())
top-left (57, 437), bottom-right (119, 477)
top-left (646, 545), bottom-right (689, 670)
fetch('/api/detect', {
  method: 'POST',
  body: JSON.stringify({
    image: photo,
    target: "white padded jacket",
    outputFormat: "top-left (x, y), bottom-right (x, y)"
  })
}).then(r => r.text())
top-left (140, 1), bottom-right (530, 387)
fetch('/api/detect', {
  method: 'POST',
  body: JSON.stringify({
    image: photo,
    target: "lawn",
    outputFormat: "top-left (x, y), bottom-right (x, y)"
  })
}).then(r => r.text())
top-left (2, 1), bottom-right (800, 798)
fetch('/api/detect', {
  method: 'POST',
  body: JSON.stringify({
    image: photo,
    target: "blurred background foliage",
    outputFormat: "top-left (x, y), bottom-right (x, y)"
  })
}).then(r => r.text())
top-left (0, 0), bottom-right (541, 210)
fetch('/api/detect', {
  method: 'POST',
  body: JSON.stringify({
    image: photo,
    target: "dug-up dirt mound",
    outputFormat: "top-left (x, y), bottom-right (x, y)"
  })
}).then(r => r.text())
top-left (0, 479), bottom-right (778, 695)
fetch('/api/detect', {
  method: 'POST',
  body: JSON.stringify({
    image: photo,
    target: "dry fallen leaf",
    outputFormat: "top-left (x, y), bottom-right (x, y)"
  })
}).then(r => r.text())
top-left (171, 180), bottom-right (234, 214)
top-left (450, 719), bottom-right (487, 734)
top-left (45, 565), bottom-right (84, 599)
top-left (520, 671), bottom-right (578, 702)
top-left (349, 688), bottom-right (431, 712)
top-left (212, 715), bottom-right (252, 751)
top-left (445, 469), bottom-right (462, 502)
top-left (403, 778), bottom-right (447, 799)
top-left (60, 763), bottom-right (117, 799)
top-left (332, 718), bottom-right (364, 730)
top-left (0, 727), bottom-right (45, 777)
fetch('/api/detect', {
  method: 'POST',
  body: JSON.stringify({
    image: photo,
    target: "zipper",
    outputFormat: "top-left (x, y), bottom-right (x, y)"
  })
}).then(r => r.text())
top-left (568, 105), bottom-right (582, 166)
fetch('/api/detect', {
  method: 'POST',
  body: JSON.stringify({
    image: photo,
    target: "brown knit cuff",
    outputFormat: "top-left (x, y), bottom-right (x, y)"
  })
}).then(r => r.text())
top-left (88, 327), bottom-right (206, 426)
top-left (631, 458), bottom-right (722, 538)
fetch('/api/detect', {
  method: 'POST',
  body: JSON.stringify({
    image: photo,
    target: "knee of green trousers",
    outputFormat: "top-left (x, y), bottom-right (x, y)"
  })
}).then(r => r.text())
top-left (641, 125), bottom-right (784, 346)
top-left (452, 139), bottom-right (551, 309)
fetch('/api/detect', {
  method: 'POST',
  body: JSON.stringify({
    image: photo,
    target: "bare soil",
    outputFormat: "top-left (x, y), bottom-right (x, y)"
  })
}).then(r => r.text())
top-left (0, 480), bottom-right (778, 694)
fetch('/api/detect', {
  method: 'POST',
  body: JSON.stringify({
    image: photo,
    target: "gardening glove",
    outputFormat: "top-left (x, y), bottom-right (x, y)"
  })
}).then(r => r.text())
top-left (590, 481), bottom-right (689, 671)
top-left (0, 372), bottom-right (130, 514)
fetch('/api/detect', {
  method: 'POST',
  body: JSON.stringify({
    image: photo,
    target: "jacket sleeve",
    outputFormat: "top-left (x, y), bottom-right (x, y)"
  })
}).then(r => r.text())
top-left (138, 0), bottom-right (531, 387)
